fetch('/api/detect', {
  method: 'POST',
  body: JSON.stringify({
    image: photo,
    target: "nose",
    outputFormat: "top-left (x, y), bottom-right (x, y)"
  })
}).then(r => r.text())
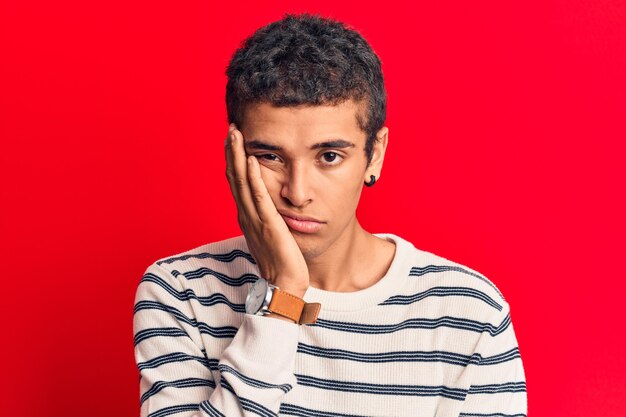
top-left (280, 161), bottom-right (313, 208)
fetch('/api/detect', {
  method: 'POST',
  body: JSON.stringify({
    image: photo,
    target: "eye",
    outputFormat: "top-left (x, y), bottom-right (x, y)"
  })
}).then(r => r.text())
top-left (258, 153), bottom-right (280, 162)
top-left (320, 152), bottom-right (343, 166)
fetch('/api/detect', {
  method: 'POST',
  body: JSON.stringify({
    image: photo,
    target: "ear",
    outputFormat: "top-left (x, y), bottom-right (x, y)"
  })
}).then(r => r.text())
top-left (365, 126), bottom-right (389, 182)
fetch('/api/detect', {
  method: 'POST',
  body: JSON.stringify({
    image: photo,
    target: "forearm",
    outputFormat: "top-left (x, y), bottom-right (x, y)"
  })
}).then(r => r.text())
top-left (135, 262), bottom-right (300, 417)
top-left (204, 313), bottom-right (300, 415)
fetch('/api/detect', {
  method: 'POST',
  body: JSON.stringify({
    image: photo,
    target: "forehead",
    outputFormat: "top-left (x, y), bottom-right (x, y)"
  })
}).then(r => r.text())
top-left (241, 100), bottom-right (366, 148)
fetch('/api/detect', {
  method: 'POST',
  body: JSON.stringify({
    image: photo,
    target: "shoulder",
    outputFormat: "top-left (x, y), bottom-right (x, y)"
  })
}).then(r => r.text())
top-left (415, 248), bottom-right (506, 305)
top-left (136, 235), bottom-right (256, 296)
top-left (380, 233), bottom-right (509, 317)
top-left (149, 235), bottom-right (254, 276)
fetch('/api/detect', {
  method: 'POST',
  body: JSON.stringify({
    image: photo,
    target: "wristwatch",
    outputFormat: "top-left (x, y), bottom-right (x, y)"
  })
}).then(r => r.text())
top-left (245, 277), bottom-right (321, 325)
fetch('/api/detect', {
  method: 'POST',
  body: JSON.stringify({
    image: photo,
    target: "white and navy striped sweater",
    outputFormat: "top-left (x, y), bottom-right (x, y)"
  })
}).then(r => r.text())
top-left (133, 233), bottom-right (527, 417)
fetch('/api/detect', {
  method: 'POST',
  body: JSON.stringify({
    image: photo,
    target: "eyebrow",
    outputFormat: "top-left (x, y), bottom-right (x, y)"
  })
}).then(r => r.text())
top-left (245, 139), bottom-right (356, 151)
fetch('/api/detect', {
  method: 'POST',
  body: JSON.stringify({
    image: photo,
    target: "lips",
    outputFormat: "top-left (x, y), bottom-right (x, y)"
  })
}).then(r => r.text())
top-left (277, 210), bottom-right (322, 223)
top-left (281, 213), bottom-right (322, 233)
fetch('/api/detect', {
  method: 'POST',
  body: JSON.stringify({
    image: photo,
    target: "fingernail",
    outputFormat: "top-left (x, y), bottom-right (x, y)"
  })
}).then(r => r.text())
top-left (229, 123), bottom-right (236, 131)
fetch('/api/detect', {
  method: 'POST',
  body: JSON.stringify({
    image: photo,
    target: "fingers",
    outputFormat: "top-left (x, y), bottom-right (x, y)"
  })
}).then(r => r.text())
top-left (246, 154), bottom-right (280, 224)
top-left (224, 125), bottom-right (239, 202)
top-left (225, 124), bottom-right (258, 223)
top-left (225, 123), bottom-right (281, 227)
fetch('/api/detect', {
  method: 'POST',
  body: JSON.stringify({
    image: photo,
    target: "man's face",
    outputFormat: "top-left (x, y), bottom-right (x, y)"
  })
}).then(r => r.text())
top-left (240, 99), bottom-right (387, 260)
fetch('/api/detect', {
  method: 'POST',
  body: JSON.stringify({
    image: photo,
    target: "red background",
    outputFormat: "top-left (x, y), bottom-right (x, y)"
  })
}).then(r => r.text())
top-left (1, 1), bottom-right (625, 415)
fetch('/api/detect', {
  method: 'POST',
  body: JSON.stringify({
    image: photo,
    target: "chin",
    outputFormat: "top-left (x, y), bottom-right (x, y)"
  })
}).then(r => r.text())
top-left (292, 232), bottom-right (326, 260)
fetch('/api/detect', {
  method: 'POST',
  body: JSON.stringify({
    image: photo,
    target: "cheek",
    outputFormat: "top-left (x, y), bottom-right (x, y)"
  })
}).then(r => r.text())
top-left (325, 176), bottom-right (364, 212)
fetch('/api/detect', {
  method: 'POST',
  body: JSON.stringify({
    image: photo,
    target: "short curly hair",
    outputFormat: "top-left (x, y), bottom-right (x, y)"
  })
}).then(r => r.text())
top-left (225, 12), bottom-right (387, 167)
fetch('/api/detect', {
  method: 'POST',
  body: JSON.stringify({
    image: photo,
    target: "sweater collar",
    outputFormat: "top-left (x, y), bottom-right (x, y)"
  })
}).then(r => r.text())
top-left (302, 233), bottom-right (415, 313)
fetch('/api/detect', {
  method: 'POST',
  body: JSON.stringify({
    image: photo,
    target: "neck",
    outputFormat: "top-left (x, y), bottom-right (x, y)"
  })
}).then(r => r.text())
top-left (304, 220), bottom-right (393, 292)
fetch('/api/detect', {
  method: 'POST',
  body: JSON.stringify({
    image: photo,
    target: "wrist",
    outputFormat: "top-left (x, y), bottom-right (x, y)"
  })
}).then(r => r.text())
top-left (283, 289), bottom-right (307, 298)
top-left (246, 277), bottom-right (317, 325)
top-left (272, 281), bottom-right (307, 299)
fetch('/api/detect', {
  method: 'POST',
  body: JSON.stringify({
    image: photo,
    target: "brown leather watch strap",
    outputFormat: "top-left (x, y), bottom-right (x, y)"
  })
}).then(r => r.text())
top-left (268, 288), bottom-right (321, 325)
top-left (299, 302), bottom-right (321, 325)
top-left (268, 288), bottom-right (304, 323)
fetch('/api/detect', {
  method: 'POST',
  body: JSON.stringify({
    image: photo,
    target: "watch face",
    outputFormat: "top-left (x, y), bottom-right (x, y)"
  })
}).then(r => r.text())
top-left (245, 278), bottom-right (268, 314)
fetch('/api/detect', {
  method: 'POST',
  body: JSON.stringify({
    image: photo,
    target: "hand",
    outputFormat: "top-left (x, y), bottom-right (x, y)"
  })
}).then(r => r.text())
top-left (224, 123), bottom-right (310, 298)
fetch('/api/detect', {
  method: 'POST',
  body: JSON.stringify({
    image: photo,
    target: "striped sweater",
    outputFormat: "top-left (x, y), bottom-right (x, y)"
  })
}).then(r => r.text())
top-left (133, 233), bottom-right (527, 417)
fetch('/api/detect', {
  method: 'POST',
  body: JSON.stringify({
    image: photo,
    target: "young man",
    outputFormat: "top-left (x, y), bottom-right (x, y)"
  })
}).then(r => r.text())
top-left (133, 13), bottom-right (527, 417)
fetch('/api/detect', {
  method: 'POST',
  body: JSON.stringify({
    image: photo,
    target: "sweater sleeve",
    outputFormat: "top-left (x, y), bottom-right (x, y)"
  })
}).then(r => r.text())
top-left (456, 301), bottom-right (528, 416)
top-left (133, 262), bottom-right (300, 417)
